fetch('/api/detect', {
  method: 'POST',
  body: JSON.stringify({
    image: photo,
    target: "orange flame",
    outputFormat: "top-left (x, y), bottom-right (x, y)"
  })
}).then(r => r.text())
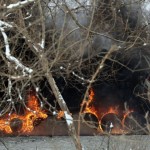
top-left (83, 89), bottom-right (98, 118)
top-left (101, 107), bottom-right (119, 119)
top-left (122, 110), bottom-right (134, 126)
top-left (57, 111), bottom-right (65, 119)
top-left (83, 89), bottom-right (119, 120)
top-left (0, 93), bottom-right (48, 134)
top-left (107, 107), bottom-right (118, 114)
top-left (82, 88), bottom-right (135, 134)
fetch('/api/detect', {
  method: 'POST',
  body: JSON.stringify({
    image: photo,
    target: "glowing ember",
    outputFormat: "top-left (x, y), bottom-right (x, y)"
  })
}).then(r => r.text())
top-left (0, 93), bottom-right (48, 134)
top-left (57, 111), bottom-right (65, 119)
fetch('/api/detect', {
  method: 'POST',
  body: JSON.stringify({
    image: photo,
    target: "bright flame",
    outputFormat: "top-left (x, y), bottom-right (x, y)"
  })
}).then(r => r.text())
top-left (83, 89), bottom-right (119, 120)
top-left (101, 107), bottom-right (119, 119)
top-left (0, 93), bottom-right (48, 134)
top-left (83, 89), bottom-right (98, 119)
top-left (82, 88), bottom-right (135, 134)
top-left (107, 107), bottom-right (118, 114)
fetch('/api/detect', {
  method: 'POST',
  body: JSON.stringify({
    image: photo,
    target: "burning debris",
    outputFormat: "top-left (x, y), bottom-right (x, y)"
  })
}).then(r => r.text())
top-left (82, 88), bottom-right (149, 134)
top-left (0, 93), bottom-right (47, 134)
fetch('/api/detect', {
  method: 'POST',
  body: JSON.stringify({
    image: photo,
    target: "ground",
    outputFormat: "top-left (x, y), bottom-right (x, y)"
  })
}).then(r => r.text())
top-left (0, 135), bottom-right (149, 150)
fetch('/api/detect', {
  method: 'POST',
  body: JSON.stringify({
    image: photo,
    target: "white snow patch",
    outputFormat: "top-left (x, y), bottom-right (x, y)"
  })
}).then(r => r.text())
top-left (36, 87), bottom-right (39, 92)
top-left (64, 111), bottom-right (73, 126)
top-left (58, 93), bottom-right (64, 101)
top-left (7, 0), bottom-right (34, 9)
top-left (18, 89), bottom-right (23, 100)
top-left (40, 39), bottom-right (45, 49)
top-left (40, 102), bottom-right (43, 108)
top-left (0, 26), bottom-right (33, 74)
top-left (60, 66), bottom-right (65, 70)
top-left (8, 78), bottom-right (12, 96)
top-left (0, 20), bottom-right (12, 28)
top-left (99, 64), bottom-right (104, 69)
top-left (53, 111), bottom-right (57, 116)
top-left (24, 14), bottom-right (32, 20)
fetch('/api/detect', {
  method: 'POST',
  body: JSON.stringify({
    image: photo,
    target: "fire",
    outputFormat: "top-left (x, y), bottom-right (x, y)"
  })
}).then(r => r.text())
top-left (88, 88), bottom-right (94, 103)
top-left (83, 88), bottom-right (119, 120)
top-left (122, 110), bottom-right (134, 126)
top-left (0, 93), bottom-right (48, 134)
top-left (106, 107), bottom-right (118, 114)
top-left (57, 111), bottom-right (65, 119)
top-left (82, 88), bottom-right (135, 134)
top-left (82, 89), bottom-right (98, 118)
top-left (101, 106), bottom-right (119, 119)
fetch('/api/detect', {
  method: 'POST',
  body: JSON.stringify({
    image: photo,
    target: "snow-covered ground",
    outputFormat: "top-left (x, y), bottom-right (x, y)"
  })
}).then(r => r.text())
top-left (0, 135), bottom-right (149, 150)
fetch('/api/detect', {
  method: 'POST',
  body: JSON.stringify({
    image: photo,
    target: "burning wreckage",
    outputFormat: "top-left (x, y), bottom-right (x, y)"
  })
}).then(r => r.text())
top-left (0, 0), bottom-right (150, 136)
top-left (0, 45), bottom-right (150, 135)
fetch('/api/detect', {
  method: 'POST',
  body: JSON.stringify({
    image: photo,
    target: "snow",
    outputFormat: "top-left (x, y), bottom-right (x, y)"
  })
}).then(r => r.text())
top-left (0, 136), bottom-right (149, 150)
top-left (7, 99), bottom-right (12, 102)
top-left (99, 64), bottom-right (104, 69)
top-left (52, 111), bottom-right (57, 116)
top-left (18, 89), bottom-right (23, 100)
top-left (0, 20), bottom-right (12, 28)
top-left (7, 0), bottom-right (35, 9)
top-left (40, 102), bottom-right (43, 108)
top-left (33, 45), bottom-right (39, 52)
top-left (0, 25), bottom-right (33, 74)
top-left (60, 66), bottom-right (64, 70)
top-left (24, 14), bottom-right (32, 20)
top-left (58, 93), bottom-right (64, 102)
top-left (8, 78), bottom-right (12, 96)
top-left (59, 66), bottom-right (89, 83)
top-left (36, 87), bottom-right (39, 92)
top-left (64, 111), bottom-right (73, 126)
top-left (40, 39), bottom-right (45, 49)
